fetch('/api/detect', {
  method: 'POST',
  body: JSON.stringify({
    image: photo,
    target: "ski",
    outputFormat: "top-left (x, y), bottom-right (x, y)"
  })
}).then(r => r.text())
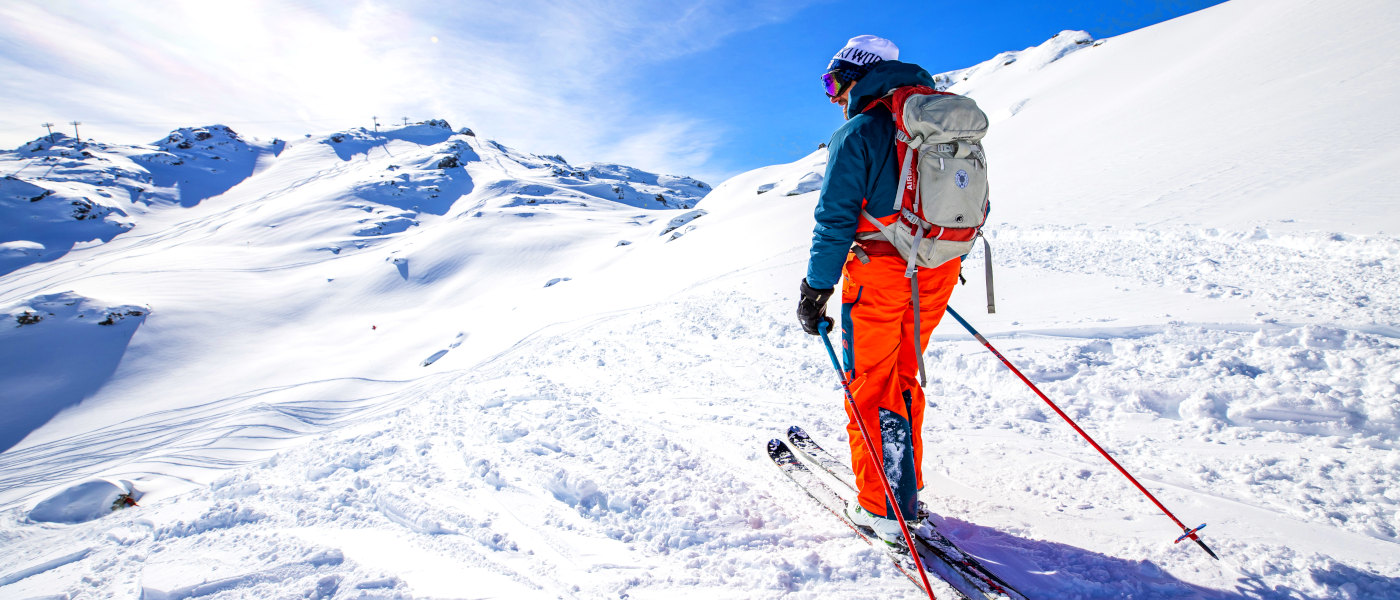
top-left (786, 426), bottom-right (1029, 600)
top-left (770, 439), bottom-right (1009, 600)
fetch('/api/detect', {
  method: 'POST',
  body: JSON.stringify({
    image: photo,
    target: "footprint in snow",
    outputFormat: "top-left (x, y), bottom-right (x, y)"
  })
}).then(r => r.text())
top-left (421, 332), bottom-right (467, 367)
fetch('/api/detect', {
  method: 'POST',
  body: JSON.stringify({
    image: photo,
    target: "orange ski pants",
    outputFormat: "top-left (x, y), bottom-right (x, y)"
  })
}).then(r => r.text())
top-left (840, 252), bottom-right (960, 519)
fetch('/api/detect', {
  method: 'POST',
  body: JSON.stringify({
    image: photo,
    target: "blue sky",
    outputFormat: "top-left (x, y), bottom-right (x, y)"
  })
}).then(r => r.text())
top-left (0, 1), bottom-right (1226, 184)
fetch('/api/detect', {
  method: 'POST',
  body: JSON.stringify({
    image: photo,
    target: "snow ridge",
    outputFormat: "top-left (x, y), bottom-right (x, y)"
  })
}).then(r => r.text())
top-left (934, 29), bottom-right (1096, 90)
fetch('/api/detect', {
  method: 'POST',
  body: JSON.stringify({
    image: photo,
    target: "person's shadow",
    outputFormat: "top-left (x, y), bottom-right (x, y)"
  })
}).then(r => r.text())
top-left (936, 515), bottom-right (1400, 599)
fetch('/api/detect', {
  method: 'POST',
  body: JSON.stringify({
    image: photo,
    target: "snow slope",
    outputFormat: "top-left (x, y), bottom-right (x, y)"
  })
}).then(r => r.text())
top-left (949, 1), bottom-right (1400, 235)
top-left (2, 0), bottom-right (1399, 597)
top-left (0, 119), bottom-right (708, 484)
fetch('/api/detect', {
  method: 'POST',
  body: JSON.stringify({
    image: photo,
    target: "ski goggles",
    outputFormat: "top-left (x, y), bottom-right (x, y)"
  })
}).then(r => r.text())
top-left (823, 58), bottom-right (872, 98)
top-left (821, 72), bottom-right (850, 98)
top-left (821, 63), bottom-right (866, 98)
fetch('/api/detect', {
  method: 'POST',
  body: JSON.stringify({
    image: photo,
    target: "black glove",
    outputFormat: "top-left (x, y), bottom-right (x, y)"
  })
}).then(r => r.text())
top-left (797, 278), bottom-right (835, 335)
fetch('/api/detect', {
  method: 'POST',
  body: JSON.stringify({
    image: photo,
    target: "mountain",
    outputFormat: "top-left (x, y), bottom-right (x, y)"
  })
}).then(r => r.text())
top-left (0, 118), bottom-right (711, 466)
top-left (2, 0), bottom-right (1399, 597)
top-left (0, 121), bottom-right (706, 277)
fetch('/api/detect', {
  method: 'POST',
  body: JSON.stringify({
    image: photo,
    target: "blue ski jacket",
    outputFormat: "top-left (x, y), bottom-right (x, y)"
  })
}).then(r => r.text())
top-left (805, 60), bottom-right (939, 291)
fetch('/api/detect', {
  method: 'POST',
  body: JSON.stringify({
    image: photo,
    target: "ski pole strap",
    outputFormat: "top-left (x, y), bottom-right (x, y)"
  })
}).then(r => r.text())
top-left (1175, 524), bottom-right (1207, 544)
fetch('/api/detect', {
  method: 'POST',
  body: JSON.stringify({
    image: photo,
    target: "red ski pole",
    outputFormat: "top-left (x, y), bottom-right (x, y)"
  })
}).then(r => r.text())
top-left (943, 306), bottom-right (1219, 560)
top-left (818, 322), bottom-right (939, 599)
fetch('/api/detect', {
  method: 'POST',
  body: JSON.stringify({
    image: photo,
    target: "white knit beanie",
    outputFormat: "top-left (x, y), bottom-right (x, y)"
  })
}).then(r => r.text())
top-left (828, 35), bottom-right (899, 73)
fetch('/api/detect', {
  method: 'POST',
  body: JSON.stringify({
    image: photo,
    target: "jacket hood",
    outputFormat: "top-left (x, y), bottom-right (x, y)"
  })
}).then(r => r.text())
top-left (845, 60), bottom-right (937, 119)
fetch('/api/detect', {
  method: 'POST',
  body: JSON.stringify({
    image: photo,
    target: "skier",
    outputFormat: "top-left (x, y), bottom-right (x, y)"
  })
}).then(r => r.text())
top-left (796, 35), bottom-right (963, 545)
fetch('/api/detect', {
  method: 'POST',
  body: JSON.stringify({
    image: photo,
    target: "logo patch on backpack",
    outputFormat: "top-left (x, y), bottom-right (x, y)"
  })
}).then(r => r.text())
top-left (955, 169), bottom-right (969, 189)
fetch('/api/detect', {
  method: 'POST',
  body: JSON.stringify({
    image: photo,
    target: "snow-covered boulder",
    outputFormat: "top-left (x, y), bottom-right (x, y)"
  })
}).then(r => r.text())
top-left (0, 173), bottom-right (134, 275)
top-left (28, 479), bottom-right (135, 524)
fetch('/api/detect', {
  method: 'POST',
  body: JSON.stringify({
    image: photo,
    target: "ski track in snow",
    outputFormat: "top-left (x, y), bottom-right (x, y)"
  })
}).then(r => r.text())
top-left (5, 152), bottom-right (1400, 597)
top-left (0, 377), bottom-right (425, 506)
top-left (5, 147), bottom-right (1400, 596)
top-left (988, 225), bottom-right (1400, 329)
top-left (5, 263), bottom-right (1399, 598)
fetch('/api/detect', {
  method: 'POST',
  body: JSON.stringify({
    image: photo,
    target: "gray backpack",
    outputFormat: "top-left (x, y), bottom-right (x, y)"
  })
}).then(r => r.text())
top-left (856, 87), bottom-right (995, 382)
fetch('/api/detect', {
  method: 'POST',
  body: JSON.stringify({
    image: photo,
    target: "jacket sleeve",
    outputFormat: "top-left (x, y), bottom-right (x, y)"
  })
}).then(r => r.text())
top-left (805, 121), bottom-right (869, 290)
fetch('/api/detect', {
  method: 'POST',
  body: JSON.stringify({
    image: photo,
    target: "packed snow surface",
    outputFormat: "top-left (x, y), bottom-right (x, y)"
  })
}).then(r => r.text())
top-left (2, 0), bottom-right (1399, 597)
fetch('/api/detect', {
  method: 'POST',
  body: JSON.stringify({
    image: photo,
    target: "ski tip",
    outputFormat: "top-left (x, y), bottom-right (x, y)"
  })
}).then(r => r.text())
top-left (768, 439), bottom-right (806, 468)
top-left (766, 438), bottom-right (788, 456)
top-left (786, 425), bottom-right (810, 440)
top-left (787, 426), bottom-right (826, 455)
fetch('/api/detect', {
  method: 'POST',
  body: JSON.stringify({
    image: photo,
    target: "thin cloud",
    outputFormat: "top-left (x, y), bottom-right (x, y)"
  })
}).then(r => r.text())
top-left (605, 116), bottom-right (723, 181)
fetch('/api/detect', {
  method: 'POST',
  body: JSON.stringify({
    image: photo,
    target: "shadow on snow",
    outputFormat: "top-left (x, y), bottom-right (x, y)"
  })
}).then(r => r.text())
top-left (938, 516), bottom-right (1400, 599)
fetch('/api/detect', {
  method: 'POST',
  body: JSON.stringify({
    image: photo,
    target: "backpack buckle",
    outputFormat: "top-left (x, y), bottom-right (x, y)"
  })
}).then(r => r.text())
top-left (899, 207), bottom-right (932, 233)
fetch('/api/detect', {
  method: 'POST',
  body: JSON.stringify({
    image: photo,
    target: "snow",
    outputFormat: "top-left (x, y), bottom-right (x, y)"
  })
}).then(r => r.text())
top-left (0, 292), bottom-right (148, 452)
top-left (2, 0), bottom-right (1400, 597)
top-left (27, 478), bottom-right (128, 524)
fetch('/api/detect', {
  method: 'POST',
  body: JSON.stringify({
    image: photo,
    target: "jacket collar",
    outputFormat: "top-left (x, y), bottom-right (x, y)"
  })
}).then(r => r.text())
top-left (845, 60), bottom-right (937, 119)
